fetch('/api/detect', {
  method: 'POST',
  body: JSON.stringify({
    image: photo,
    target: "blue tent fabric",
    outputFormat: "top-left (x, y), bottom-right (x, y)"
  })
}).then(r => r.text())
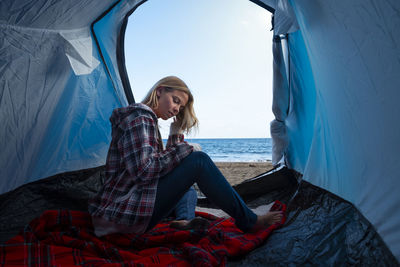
top-left (285, 0), bottom-right (400, 259)
top-left (1, 0), bottom-right (400, 262)
top-left (92, 0), bottom-right (132, 106)
top-left (285, 30), bottom-right (316, 174)
top-left (0, 0), bottom-right (124, 193)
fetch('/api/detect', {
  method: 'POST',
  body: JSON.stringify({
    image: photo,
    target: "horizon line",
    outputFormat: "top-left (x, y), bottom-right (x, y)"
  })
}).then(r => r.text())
top-left (162, 137), bottom-right (272, 140)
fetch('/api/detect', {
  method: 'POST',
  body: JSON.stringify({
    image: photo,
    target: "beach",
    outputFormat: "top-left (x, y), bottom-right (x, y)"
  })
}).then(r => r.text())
top-left (214, 161), bottom-right (274, 186)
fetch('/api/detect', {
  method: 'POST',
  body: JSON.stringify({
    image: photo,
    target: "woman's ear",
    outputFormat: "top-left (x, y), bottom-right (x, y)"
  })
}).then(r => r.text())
top-left (156, 86), bottom-right (163, 98)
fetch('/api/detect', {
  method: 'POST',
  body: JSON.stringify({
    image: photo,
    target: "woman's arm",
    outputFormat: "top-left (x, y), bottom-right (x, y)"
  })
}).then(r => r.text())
top-left (166, 119), bottom-right (184, 148)
top-left (119, 114), bottom-right (193, 183)
top-left (166, 118), bottom-right (201, 151)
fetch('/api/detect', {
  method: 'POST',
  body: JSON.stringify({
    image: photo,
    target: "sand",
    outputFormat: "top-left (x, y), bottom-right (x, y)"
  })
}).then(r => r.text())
top-left (195, 161), bottom-right (275, 217)
top-left (214, 161), bottom-right (274, 186)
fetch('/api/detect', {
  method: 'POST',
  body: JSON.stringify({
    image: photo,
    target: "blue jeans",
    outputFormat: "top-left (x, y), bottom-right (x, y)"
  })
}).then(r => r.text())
top-left (173, 186), bottom-right (197, 220)
top-left (147, 151), bottom-right (257, 232)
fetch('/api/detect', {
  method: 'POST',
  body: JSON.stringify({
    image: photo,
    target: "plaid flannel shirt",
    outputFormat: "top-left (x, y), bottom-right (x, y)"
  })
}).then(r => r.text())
top-left (88, 103), bottom-right (193, 234)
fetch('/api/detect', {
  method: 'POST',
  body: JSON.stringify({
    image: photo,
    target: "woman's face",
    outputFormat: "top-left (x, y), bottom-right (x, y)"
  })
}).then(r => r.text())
top-left (153, 87), bottom-right (189, 120)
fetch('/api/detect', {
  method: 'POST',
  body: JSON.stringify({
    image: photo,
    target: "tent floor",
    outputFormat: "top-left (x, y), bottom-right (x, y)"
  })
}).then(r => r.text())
top-left (0, 166), bottom-right (398, 266)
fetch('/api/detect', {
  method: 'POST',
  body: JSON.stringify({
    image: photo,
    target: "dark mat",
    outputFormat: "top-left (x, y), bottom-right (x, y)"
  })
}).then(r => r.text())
top-left (0, 165), bottom-right (398, 266)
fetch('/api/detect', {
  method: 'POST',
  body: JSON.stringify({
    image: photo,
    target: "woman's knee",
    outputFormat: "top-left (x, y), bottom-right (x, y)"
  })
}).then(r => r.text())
top-left (187, 186), bottom-right (198, 199)
top-left (180, 151), bottom-right (213, 175)
top-left (190, 151), bottom-right (211, 162)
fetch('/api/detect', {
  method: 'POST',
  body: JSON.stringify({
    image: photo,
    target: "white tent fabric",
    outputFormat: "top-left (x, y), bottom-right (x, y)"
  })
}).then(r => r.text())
top-left (252, 0), bottom-right (298, 34)
top-left (270, 36), bottom-right (289, 165)
top-left (0, 0), bottom-right (399, 261)
top-left (257, 0), bottom-right (298, 166)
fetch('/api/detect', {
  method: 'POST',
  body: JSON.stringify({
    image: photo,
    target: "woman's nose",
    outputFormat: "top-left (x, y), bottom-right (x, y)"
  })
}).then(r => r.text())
top-left (172, 105), bottom-right (179, 115)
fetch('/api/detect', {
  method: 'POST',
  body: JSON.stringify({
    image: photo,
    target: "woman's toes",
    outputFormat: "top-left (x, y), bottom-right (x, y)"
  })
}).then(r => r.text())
top-left (187, 217), bottom-right (210, 230)
top-left (263, 211), bottom-right (283, 225)
top-left (169, 220), bottom-right (190, 229)
top-left (170, 217), bottom-right (210, 230)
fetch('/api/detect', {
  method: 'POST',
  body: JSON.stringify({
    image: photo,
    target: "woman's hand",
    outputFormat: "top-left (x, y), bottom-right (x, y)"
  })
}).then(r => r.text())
top-left (189, 143), bottom-right (202, 151)
top-left (169, 117), bottom-right (183, 135)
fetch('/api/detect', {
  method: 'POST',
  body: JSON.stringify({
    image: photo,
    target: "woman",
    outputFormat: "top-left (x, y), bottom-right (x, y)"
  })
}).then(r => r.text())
top-left (88, 76), bottom-right (282, 236)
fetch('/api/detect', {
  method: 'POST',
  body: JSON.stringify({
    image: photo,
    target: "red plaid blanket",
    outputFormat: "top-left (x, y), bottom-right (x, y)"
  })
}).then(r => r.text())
top-left (1, 201), bottom-right (286, 266)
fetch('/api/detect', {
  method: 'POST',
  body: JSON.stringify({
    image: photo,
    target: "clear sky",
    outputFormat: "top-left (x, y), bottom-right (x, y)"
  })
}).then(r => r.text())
top-left (125, 0), bottom-right (273, 139)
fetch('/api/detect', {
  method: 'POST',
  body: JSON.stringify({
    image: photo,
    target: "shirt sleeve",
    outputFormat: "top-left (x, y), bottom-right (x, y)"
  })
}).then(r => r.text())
top-left (166, 133), bottom-right (186, 148)
top-left (118, 114), bottom-right (193, 184)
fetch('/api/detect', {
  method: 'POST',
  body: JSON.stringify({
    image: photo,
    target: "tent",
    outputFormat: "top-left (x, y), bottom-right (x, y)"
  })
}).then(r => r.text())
top-left (1, 0), bottom-right (399, 264)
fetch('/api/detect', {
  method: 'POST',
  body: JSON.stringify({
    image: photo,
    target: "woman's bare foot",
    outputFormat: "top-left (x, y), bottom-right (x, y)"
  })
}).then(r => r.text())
top-left (169, 219), bottom-right (190, 229)
top-left (170, 217), bottom-right (210, 230)
top-left (249, 211), bottom-right (283, 233)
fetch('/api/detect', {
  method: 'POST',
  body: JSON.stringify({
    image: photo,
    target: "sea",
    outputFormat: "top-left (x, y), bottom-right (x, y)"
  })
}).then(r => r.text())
top-left (164, 138), bottom-right (272, 162)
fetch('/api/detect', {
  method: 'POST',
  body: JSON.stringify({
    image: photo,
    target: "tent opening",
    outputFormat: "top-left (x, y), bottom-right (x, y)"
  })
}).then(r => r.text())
top-left (124, 0), bottom-right (274, 143)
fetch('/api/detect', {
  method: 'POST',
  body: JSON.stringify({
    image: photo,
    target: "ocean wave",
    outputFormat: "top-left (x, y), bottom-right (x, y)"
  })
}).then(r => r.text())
top-left (184, 138), bottom-right (272, 162)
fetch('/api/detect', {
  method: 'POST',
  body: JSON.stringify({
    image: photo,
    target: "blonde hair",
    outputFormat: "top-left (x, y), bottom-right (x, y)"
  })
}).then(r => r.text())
top-left (142, 76), bottom-right (198, 134)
